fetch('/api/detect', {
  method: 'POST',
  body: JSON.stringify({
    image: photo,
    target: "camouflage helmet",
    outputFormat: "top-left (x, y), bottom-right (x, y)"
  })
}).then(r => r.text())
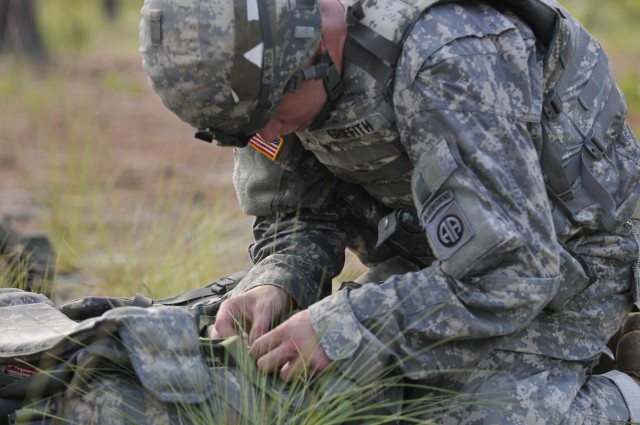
top-left (140, 0), bottom-right (322, 147)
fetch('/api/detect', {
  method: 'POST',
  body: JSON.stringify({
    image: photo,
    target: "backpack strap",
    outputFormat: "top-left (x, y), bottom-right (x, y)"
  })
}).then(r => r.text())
top-left (58, 271), bottom-right (246, 327)
top-left (344, 1), bottom-right (403, 87)
top-left (3, 396), bottom-right (59, 425)
top-left (540, 15), bottom-right (623, 230)
top-left (155, 270), bottom-right (246, 307)
top-left (343, 0), bottom-right (558, 93)
top-left (493, 0), bottom-right (557, 46)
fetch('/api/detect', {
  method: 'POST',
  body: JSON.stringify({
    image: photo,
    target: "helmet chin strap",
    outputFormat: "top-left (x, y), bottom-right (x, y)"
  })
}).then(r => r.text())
top-left (285, 41), bottom-right (344, 130)
top-left (285, 51), bottom-right (343, 98)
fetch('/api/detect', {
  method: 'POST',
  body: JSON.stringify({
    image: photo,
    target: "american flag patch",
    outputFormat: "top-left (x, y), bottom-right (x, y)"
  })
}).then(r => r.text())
top-left (4, 363), bottom-right (37, 377)
top-left (248, 134), bottom-right (284, 160)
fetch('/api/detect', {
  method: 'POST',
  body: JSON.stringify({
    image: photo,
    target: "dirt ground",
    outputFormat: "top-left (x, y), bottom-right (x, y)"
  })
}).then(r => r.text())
top-left (0, 48), bottom-right (257, 301)
top-left (0, 54), bottom-right (237, 230)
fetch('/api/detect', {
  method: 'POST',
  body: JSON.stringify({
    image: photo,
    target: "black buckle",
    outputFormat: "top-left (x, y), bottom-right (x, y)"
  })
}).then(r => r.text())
top-left (284, 51), bottom-right (343, 102)
top-left (194, 128), bottom-right (252, 148)
top-left (285, 57), bottom-right (330, 93)
top-left (376, 209), bottom-right (423, 247)
top-left (195, 129), bottom-right (215, 143)
top-left (584, 128), bottom-right (607, 159)
top-left (543, 90), bottom-right (563, 120)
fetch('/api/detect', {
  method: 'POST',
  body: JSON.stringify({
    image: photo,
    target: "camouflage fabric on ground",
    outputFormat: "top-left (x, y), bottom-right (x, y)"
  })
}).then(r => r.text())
top-left (0, 288), bottom-right (369, 425)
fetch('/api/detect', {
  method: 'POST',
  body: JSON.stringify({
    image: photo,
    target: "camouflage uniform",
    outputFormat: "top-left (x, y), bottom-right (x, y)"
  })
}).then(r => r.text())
top-left (230, 1), bottom-right (640, 423)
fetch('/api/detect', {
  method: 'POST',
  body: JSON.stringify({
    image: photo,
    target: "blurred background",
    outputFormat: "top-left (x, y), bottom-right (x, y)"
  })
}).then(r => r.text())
top-left (0, 0), bottom-right (638, 303)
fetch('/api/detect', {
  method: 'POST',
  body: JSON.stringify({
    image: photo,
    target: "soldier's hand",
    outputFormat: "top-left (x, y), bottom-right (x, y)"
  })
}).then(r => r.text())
top-left (249, 310), bottom-right (331, 382)
top-left (209, 285), bottom-right (289, 345)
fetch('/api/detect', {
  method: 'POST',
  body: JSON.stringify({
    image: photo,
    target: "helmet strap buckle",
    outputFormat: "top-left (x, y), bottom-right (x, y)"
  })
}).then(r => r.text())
top-left (284, 50), bottom-right (343, 102)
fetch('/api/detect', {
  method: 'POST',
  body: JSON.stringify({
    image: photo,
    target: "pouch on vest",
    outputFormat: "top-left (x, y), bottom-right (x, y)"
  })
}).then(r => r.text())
top-left (337, 182), bottom-right (435, 268)
top-left (532, 9), bottom-right (638, 234)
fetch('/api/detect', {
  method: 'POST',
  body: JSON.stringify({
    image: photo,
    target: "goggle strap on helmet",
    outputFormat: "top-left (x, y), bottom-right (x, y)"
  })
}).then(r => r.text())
top-left (243, 0), bottom-right (275, 135)
top-left (196, 0), bottom-right (276, 147)
top-left (229, 0), bottom-right (263, 103)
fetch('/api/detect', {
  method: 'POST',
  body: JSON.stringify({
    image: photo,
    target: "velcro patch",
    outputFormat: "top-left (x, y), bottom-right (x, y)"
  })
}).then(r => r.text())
top-left (424, 190), bottom-right (474, 260)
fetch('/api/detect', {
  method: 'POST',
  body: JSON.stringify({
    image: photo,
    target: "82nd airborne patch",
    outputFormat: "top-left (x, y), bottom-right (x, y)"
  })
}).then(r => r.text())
top-left (424, 190), bottom-right (474, 260)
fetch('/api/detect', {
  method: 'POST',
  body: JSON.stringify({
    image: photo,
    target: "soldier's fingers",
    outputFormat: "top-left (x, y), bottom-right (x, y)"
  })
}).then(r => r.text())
top-left (249, 329), bottom-right (279, 359)
top-left (281, 350), bottom-right (330, 382)
top-left (254, 338), bottom-right (296, 373)
top-left (279, 358), bottom-right (303, 382)
top-left (248, 312), bottom-right (272, 346)
top-left (210, 300), bottom-right (242, 339)
top-left (209, 326), bottom-right (223, 339)
top-left (210, 315), bottom-right (238, 339)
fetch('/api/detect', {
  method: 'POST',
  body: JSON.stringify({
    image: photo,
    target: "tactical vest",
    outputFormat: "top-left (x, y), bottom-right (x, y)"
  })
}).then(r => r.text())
top-left (296, 0), bottom-right (634, 239)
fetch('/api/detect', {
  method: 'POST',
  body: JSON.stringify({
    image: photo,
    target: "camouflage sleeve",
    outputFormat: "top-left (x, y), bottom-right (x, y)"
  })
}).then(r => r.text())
top-left (309, 4), bottom-right (563, 383)
top-left (231, 136), bottom-right (348, 307)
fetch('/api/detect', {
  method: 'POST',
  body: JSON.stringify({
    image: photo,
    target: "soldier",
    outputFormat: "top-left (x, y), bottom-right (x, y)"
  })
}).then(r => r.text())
top-left (140, 0), bottom-right (640, 422)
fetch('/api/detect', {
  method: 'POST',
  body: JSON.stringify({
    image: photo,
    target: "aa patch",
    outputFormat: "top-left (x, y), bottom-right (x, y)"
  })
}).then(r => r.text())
top-left (424, 190), bottom-right (474, 260)
top-left (248, 134), bottom-right (284, 160)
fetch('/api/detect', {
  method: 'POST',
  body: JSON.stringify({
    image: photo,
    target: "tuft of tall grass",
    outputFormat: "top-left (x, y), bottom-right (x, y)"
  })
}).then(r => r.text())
top-left (14, 331), bottom-right (497, 424)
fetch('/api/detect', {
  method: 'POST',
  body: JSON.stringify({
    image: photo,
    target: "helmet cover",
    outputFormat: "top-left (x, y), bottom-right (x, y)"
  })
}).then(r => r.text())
top-left (140, 0), bottom-right (322, 140)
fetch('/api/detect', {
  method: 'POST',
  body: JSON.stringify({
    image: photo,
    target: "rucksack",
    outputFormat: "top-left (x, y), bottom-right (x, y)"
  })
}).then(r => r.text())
top-left (0, 271), bottom-right (240, 425)
top-left (0, 274), bottom-right (377, 425)
top-left (0, 288), bottom-right (215, 425)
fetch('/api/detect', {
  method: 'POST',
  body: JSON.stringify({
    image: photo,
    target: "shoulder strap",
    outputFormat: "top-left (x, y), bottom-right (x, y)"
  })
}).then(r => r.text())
top-left (539, 13), bottom-right (623, 230)
top-left (344, 1), bottom-right (405, 85)
top-left (491, 0), bottom-right (558, 46)
top-left (344, 0), bottom-right (559, 90)
top-left (155, 270), bottom-right (246, 307)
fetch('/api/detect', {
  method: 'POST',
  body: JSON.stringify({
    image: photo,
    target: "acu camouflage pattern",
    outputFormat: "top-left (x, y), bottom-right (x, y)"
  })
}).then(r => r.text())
top-left (0, 291), bottom-right (365, 424)
top-left (140, 0), bottom-right (321, 136)
top-left (231, 0), bottom-right (640, 422)
top-left (0, 289), bottom-right (218, 423)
